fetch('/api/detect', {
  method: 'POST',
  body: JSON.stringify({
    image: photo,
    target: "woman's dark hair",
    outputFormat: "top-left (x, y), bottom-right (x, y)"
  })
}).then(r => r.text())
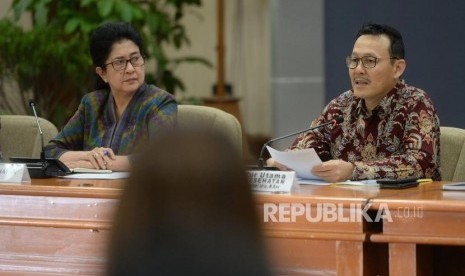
top-left (89, 22), bottom-right (145, 90)
top-left (356, 23), bottom-right (405, 59)
top-left (106, 130), bottom-right (271, 276)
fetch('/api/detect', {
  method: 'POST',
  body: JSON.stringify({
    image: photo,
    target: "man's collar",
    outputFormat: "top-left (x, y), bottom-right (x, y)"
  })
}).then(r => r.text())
top-left (353, 79), bottom-right (404, 118)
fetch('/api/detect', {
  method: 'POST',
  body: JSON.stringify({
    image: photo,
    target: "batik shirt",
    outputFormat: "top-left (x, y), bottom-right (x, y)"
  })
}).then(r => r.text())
top-left (289, 80), bottom-right (441, 180)
top-left (45, 83), bottom-right (177, 158)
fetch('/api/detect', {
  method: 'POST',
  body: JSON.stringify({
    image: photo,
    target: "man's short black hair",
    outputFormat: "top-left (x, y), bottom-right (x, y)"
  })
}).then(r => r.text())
top-left (356, 23), bottom-right (405, 59)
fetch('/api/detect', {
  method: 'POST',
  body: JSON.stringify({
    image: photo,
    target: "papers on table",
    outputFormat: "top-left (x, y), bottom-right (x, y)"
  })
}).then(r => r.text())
top-left (333, 180), bottom-right (379, 186)
top-left (297, 179), bottom-right (330, 185)
top-left (71, 168), bottom-right (112, 174)
top-left (265, 146), bottom-right (381, 188)
top-left (266, 146), bottom-right (323, 181)
top-left (442, 182), bottom-right (465, 191)
top-left (62, 172), bottom-right (129, 179)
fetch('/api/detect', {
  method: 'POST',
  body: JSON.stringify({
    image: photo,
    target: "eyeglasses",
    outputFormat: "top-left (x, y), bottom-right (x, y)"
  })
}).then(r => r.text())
top-left (345, 56), bottom-right (398, 69)
top-left (105, 55), bottom-right (145, 71)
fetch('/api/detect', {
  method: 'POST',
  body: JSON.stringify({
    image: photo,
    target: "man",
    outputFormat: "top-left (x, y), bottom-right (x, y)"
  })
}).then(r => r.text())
top-left (268, 23), bottom-right (440, 182)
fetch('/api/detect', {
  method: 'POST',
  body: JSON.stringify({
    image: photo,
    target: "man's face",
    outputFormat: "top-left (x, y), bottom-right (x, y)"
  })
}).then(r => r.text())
top-left (349, 34), bottom-right (405, 109)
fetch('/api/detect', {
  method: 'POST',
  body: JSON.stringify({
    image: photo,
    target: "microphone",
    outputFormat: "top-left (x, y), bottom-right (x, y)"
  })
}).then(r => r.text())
top-left (9, 101), bottom-right (71, 178)
top-left (257, 116), bottom-right (344, 170)
top-left (29, 101), bottom-right (45, 161)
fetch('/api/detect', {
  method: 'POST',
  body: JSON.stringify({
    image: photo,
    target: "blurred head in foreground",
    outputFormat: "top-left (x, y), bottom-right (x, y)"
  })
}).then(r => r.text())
top-left (107, 129), bottom-right (271, 276)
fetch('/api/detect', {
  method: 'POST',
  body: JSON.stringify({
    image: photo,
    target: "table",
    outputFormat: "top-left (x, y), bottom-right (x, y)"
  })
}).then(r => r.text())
top-left (0, 178), bottom-right (124, 275)
top-left (1, 179), bottom-right (464, 275)
top-left (254, 184), bottom-right (387, 276)
top-left (369, 182), bottom-right (465, 276)
top-left (0, 178), bottom-right (383, 275)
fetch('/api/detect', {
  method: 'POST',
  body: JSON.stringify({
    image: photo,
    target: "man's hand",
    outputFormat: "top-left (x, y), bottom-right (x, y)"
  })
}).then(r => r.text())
top-left (266, 158), bottom-right (289, 171)
top-left (311, 160), bottom-right (354, 182)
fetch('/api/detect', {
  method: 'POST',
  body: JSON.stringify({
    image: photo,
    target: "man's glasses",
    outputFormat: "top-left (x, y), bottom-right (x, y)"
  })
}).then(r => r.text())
top-left (105, 55), bottom-right (145, 71)
top-left (345, 56), bottom-right (398, 69)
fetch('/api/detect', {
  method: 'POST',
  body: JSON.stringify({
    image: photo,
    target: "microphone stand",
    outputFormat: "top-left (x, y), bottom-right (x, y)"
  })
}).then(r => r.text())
top-left (29, 101), bottom-right (50, 178)
top-left (30, 101), bottom-right (46, 162)
top-left (257, 117), bottom-right (343, 170)
top-left (15, 101), bottom-right (71, 178)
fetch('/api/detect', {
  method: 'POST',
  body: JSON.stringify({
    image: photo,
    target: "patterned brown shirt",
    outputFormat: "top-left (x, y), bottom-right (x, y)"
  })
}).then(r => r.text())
top-left (290, 80), bottom-right (441, 180)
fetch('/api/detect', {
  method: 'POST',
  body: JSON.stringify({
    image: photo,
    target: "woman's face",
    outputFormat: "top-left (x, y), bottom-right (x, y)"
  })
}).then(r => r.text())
top-left (96, 39), bottom-right (145, 96)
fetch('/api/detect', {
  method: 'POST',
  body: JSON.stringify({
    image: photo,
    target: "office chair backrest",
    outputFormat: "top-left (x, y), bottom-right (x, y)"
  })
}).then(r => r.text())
top-left (177, 105), bottom-right (242, 154)
top-left (440, 126), bottom-right (465, 181)
top-left (0, 115), bottom-right (58, 161)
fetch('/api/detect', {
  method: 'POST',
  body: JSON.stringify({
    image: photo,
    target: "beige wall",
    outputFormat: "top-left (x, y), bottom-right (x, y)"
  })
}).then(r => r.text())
top-left (1, 0), bottom-right (31, 26)
top-left (0, 1), bottom-right (11, 18)
top-left (169, 0), bottom-right (271, 136)
top-left (167, 0), bottom-right (217, 99)
top-left (0, 0), bottom-right (31, 114)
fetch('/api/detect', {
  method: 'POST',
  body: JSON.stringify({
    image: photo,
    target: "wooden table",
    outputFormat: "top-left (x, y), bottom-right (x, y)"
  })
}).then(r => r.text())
top-left (369, 182), bottom-right (465, 276)
top-left (2, 179), bottom-right (464, 275)
top-left (254, 184), bottom-right (387, 276)
top-left (0, 178), bottom-right (124, 275)
top-left (0, 178), bottom-right (384, 276)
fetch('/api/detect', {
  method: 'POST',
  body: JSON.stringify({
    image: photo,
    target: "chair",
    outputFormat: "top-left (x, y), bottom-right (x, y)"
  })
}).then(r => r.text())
top-left (440, 126), bottom-right (465, 181)
top-left (177, 105), bottom-right (242, 154)
top-left (0, 115), bottom-right (58, 161)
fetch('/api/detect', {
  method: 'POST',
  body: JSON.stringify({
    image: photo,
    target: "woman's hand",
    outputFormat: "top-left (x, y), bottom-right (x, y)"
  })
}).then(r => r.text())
top-left (59, 147), bottom-right (116, 170)
top-left (87, 147), bottom-right (116, 169)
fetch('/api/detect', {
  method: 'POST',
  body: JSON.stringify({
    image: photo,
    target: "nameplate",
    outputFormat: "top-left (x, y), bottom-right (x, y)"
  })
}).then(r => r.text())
top-left (0, 163), bottom-right (31, 184)
top-left (247, 170), bottom-right (296, 193)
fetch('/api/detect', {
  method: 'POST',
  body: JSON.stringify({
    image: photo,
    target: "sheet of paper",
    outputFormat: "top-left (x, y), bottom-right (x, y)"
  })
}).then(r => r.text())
top-left (333, 180), bottom-right (379, 186)
top-left (267, 146), bottom-right (323, 180)
top-left (61, 172), bottom-right (129, 180)
top-left (71, 168), bottom-right (112, 174)
top-left (442, 182), bottom-right (465, 191)
top-left (297, 178), bottom-right (330, 185)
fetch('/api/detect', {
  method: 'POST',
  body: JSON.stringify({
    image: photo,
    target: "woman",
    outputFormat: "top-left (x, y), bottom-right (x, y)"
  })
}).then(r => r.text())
top-left (45, 22), bottom-right (177, 171)
top-left (107, 130), bottom-right (271, 276)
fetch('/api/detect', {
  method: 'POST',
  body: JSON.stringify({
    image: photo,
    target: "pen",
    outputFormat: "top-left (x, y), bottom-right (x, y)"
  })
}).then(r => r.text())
top-left (417, 178), bottom-right (433, 184)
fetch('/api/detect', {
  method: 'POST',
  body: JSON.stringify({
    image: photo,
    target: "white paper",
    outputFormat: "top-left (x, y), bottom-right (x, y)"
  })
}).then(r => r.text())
top-left (333, 180), bottom-right (379, 186)
top-left (297, 178), bottom-right (330, 185)
top-left (71, 168), bottom-right (112, 174)
top-left (267, 146), bottom-right (322, 180)
top-left (442, 182), bottom-right (465, 191)
top-left (61, 172), bottom-right (129, 179)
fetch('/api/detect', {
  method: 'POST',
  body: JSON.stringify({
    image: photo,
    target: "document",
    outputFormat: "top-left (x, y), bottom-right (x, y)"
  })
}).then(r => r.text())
top-left (71, 168), bottom-right (112, 174)
top-left (62, 172), bottom-right (129, 180)
top-left (297, 178), bottom-right (330, 185)
top-left (266, 146), bottom-right (323, 180)
top-left (442, 182), bottom-right (465, 191)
